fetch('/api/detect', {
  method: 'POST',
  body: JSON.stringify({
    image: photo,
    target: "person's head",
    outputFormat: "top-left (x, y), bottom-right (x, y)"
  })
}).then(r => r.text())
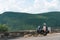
top-left (38, 26), bottom-right (40, 28)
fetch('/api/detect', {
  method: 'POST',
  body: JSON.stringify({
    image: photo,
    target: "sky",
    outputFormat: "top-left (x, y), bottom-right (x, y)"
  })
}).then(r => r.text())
top-left (0, 0), bottom-right (60, 14)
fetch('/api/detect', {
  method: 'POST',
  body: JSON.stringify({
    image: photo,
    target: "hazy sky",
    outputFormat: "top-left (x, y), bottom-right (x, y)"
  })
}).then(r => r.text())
top-left (0, 0), bottom-right (60, 14)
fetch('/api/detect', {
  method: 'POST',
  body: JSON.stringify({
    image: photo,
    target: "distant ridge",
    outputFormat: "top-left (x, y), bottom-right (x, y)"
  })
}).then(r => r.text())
top-left (0, 11), bottom-right (60, 31)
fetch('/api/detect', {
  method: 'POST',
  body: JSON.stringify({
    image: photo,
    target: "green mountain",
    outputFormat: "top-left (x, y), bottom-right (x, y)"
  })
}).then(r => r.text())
top-left (0, 11), bottom-right (60, 31)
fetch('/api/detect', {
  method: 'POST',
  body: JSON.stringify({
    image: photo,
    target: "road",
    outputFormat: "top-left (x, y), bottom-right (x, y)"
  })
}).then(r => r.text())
top-left (1, 33), bottom-right (60, 40)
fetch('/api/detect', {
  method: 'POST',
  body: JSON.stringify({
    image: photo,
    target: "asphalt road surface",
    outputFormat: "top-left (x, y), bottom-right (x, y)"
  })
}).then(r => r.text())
top-left (1, 33), bottom-right (60, 40)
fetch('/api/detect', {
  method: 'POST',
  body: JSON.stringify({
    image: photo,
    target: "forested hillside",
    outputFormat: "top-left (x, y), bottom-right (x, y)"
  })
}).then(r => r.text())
top-left (0, 11), bottom-right (60, 31)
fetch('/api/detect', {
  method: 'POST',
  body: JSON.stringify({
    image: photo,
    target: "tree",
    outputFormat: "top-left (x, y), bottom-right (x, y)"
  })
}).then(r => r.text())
top-left (0, 24), bottom-right (8, 32)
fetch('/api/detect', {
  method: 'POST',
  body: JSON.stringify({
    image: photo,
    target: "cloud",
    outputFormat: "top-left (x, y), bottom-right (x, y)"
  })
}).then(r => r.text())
top-left (19, 0), bottom-right (59, 13)
top-left (28, 0), bottom-right (59, 13)
top-left (0, 0), bottom-right (60, 14)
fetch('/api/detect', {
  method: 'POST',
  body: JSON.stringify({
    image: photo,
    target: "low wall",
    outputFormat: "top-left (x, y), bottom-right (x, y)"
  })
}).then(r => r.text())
top-left (0, 29), bottom-right (60, 38)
